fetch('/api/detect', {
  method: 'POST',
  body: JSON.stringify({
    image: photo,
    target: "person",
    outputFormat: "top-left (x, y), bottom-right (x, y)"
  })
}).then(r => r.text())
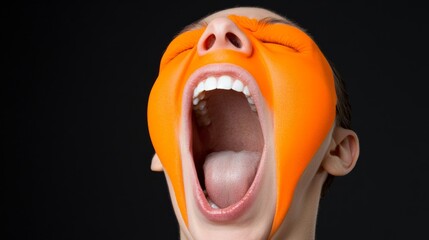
top-left (147, 6), bottom-right (360, 240)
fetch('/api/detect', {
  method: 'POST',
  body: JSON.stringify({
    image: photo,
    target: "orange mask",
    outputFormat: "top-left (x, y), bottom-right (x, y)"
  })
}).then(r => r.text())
top-left (147, 15), bottom-right (336, 235)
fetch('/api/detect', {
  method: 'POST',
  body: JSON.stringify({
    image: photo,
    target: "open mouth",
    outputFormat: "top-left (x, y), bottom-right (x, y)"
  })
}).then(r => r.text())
top-left (183, 64), bottom-right (265, 220)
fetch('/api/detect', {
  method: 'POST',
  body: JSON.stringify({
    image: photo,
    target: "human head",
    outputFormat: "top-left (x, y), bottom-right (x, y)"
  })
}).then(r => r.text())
top-left (148, 6), bottom-right (359, 240)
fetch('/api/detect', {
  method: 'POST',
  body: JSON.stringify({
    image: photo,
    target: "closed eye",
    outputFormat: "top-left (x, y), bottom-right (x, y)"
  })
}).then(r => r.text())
top-left (160, 28), bottom-right (205, 67)
top-left (251, 18), bottom-right (310, 53)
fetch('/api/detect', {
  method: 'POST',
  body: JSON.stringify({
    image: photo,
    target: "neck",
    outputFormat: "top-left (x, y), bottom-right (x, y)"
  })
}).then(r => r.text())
top-left (271, 171), bottom-right (327, 240)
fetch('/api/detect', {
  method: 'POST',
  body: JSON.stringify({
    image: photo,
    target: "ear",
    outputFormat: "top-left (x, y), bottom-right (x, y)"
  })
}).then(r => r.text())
top-left (322, 126), bottom-right (360, 176)
top-left (151, 154), bottom-right (164, 172)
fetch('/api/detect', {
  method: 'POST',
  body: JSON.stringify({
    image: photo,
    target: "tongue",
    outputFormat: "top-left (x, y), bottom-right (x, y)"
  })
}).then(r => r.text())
top-left (203, 151), bottom-right (260, 209)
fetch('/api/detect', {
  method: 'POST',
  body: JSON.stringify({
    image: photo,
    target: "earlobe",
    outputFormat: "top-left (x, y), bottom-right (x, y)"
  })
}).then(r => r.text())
top-left (322, 127), bottom-right (360, 176)
top-left (151, 154), bottom-right (164, 172)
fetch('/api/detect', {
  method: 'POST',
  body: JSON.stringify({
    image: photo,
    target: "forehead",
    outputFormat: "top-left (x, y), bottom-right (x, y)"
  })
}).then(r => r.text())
top-left (202, 7), bottom-right (286, 23)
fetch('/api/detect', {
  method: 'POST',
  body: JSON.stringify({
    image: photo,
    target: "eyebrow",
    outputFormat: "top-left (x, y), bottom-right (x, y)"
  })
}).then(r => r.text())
top-left (258, 16), bottom-right (294, 26)
top-left (176, 16), bottom-right (297, 36)
top-left (177, 20), bottom-right (208, 35)
top-left (259, 16), bottom-right (307, 33)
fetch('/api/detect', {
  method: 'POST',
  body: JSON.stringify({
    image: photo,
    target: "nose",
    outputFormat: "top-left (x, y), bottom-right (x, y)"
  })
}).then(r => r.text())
top-left (197, 17), bottom-right (252, 56)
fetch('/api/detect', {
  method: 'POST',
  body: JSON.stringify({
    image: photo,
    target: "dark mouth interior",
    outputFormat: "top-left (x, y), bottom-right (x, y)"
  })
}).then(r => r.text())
top-left (192, 89), bottom-right (264, 208)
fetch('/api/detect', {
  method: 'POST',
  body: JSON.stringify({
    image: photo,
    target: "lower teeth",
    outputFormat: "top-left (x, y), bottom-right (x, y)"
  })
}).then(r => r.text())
top-left (204, 190), bottom-right (220, 209)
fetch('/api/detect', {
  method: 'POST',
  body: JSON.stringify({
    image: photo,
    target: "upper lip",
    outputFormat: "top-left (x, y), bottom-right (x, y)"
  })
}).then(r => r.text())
top-left (181, 63), bottom-right (268, 222)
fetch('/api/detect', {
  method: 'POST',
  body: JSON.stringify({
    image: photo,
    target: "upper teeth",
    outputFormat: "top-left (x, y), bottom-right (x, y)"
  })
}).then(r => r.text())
top-left (192, 75), bottom-right (257, 126)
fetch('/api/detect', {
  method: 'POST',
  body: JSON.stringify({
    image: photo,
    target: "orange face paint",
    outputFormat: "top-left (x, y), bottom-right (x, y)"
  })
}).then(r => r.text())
top-left (147, 15), bottom-right (336, 235)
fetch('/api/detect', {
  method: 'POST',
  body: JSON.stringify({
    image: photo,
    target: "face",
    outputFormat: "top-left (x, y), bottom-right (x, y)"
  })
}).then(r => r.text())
top-left (148, 7), bottom-right (337, 240)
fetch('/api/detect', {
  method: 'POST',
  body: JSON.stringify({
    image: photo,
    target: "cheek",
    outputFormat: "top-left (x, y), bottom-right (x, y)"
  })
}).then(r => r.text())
top-left (147, 53), bottom-right (196, 226)
top-left (253, 47), bottom-right (336, 234)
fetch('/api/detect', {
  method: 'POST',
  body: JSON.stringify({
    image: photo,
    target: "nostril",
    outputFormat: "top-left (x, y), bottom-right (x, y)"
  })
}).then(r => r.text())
top-left (226, 32), bottom-right (242, 48)
top-left (204, 34), bottom-right (216, 50)
top-left (198, 18), bottom-right (252, 56)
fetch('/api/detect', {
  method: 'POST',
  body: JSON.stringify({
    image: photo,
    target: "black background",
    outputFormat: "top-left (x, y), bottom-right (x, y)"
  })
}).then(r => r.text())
top-left (4, 0), bottom-right (429, 239)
